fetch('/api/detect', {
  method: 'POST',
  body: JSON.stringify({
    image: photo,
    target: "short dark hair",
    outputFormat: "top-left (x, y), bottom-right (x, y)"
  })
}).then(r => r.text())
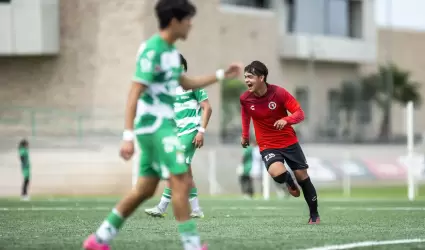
top-left (19, 139), bottom-right (28, 148)
top-left (180, 54), bottom-right (188, 72)
top-left (244, 60), bottom-right (268, 83)
top-left (155, 0), bottom-right (196, 29)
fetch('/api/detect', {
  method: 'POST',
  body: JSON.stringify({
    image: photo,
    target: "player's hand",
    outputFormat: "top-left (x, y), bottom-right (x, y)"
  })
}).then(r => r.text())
top-left (274, 119), bottom-right (287, 130)
top-left (224, 63), bottom-right (243, 79)
top-left (120, 140), bottom-right (134, 161)
top-left (241, 137), bottom-right (249, 148)
top-left (193, 132), bottom-right (204, 148)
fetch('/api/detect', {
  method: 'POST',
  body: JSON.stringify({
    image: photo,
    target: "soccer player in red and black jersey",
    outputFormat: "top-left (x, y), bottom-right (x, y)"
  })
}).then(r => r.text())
top-left (239, 61), bottom-right (320, 224)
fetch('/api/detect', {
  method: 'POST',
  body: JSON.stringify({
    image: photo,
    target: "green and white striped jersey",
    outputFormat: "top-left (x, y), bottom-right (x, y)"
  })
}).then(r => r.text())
top-left (132, 34), bottom-right (183, 135)
top-left (174, 86), bottom-right (208, 136)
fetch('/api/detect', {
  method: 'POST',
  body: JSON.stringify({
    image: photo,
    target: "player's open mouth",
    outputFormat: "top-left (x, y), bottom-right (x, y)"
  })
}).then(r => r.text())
top-left (247, 83), bottom-right (253, 89)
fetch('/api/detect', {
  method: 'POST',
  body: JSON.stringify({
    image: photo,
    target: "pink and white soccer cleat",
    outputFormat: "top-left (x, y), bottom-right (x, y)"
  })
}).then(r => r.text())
top-left (83, 234), bottom-right (111, 250)
top-left (201, 243), bottom-right (208, 250)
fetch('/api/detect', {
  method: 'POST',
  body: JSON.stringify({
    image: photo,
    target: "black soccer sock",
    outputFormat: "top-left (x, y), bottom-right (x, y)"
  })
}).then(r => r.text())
top-left (273, 171), bottom-right (296, 189)
top-left (240, 176), bottom-right (253, 196)
top-left (22, 178), bottom-right (29, 196)
top-left (246, 176), bottom-right (254, 197)
top-left (298, 177), bottom-right (318, 216)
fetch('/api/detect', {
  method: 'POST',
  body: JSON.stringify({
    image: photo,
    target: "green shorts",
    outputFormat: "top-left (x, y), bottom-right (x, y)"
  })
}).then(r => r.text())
top-left (179, 130), bottom-right (198, 164)
top-left (22, 168), bottom-right (30, 179)
top-left (136, 119), bottom-right (188, 179)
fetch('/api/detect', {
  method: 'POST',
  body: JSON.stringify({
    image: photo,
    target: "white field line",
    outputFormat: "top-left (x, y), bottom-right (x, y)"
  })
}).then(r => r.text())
top-left (2, 206), bottom-right (424, 212)
top-left (0, 206), bottom-right (283, 211)
top-left (0, 206), bottom-right (111, 211)
top-left (330, 206), bottom-right (425, 211)
top-left (12, 197), bottom-right (421, 203)
top-left (303, 239), bottom-right (425, 250)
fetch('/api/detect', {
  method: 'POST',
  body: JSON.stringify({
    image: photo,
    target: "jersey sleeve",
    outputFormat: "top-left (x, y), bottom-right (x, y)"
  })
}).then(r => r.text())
top-left (193, 88), bottom-right (208, 102)
top-left (132, 45), bottom-right (161, 85)
top-left (278, 87), bottom-right (305, 125)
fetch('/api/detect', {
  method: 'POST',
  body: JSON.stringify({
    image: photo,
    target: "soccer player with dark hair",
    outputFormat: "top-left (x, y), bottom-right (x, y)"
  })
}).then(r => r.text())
top-left (83, 1), bottom-right (241, 249)
top-left (18, 139), bottom-right (31, 201)
top-left (239, 60), bottom-right (320, 224)
top-left (145, 53), bottom-right (211, 218)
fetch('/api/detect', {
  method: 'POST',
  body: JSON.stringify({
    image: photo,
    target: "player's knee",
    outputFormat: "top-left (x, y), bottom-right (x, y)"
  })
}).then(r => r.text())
top-left (135, 187), bottom-right (156, 200)
top-left (267, 161), bottom-right (287, 177)
top-left (293, 169), bottom-right (309, 181)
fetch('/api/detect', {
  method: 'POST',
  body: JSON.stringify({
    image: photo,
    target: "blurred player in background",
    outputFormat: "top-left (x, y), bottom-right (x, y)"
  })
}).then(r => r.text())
top-left (238, 139), bottom-right (290, 199)
top-left (145, 54), bottom-right (212, 218)
top-left (239, 60), bottom-right (320, 224)
top-left (237, 139), bottom-right (261, 199)
top-left (83, 1), bottom-right (241, 250)
top-left (18, 139), bottom-right (31, 201)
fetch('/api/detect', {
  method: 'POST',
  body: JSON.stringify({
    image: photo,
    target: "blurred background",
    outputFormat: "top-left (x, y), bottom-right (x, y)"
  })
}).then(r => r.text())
top-left (0, 0), bottom-right (424, 198)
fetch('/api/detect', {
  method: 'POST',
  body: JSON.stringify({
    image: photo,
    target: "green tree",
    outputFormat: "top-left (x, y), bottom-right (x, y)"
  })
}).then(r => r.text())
top-left (361, 64), bottom-right (421, 140)
top-left (221, 79), bottom-right (246, 141)
top-left (338, 81), bottom-right (358, 137)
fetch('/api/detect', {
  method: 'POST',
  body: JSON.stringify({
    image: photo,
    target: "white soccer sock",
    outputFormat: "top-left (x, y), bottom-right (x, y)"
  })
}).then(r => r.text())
top-left (189, 197), bottom-right (200, 212)
top-left (158, 196), bottom-right (170, 212)
top-left (95, 209), bottom-right (123, 244)
top-left (181, 234), bottom-right (201, 250)
top-left (96, 221), bottom-right (118, 244)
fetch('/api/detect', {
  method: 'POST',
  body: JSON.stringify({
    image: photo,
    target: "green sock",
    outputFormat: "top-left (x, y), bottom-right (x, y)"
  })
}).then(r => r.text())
top-left (178, 220), bottom-right (201, 248)
top-left (162, 187), bottom-right (172, 200)
top-left (189, 187), bottom-right (197, 199)
top-left (178, 219), bottom-right (198, 235)
top-left (96, 209), bottom-right (125, 243)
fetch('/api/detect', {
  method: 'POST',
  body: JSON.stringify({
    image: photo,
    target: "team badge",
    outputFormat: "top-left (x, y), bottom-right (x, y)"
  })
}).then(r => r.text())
top-left (268, 101), bottom-right (277, 110)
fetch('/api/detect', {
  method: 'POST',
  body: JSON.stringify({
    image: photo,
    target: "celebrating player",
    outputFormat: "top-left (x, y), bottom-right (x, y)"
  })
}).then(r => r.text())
top-left (239, 60), bottom-right (320, 224)
top-left (145, 54), bottom-right (211, 218)
top-left (83, 1), bottom-right (241, 250)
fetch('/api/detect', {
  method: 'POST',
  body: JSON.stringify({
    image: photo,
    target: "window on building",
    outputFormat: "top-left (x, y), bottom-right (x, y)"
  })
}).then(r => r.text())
top-left (326, 0), bottom-right (349, 37)
top-left (294, 0), bottom-right (326, 34)
top-left (295, 87), bottom-right (309, 120)
top-left (349, 0), bottom-right (363, 38)
top-left (221, 0), bottom-right (271, 8)
top-left (285, 0), bottom-right (296, 33)
top-left (285, 0), bottom-right (363, 38)
top-left (327, 89), bottom-right (340, 125)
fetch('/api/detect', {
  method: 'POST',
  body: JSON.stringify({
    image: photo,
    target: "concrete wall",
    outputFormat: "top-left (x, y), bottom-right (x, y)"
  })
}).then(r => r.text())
top-left (0, 0), bottom-right (147, 129)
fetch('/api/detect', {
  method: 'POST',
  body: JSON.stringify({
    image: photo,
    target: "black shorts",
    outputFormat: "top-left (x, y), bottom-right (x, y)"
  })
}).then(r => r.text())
top-left (260, 142), bottom-right (308, 171)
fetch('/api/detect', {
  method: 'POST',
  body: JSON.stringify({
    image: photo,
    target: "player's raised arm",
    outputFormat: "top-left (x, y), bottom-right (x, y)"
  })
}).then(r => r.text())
top-left (240, 99), bottom-right (251, 147)
top-left (279, 87), bottom-right (305, 125)
top-left (179, 63), bottom-right (242, 90)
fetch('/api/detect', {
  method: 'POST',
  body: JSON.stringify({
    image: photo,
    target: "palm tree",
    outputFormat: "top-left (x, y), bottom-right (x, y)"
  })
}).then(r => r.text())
top-left (361, 64), bottom-right (421, 140)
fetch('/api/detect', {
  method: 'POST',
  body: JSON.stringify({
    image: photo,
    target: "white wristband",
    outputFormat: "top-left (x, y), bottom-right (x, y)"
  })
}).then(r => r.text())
top-left (122, 130), bottom-right (134, 141)
top-left (215, 69), bottom-right (225, 81)
top-left (197, 127), bottom-right (206, 133)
